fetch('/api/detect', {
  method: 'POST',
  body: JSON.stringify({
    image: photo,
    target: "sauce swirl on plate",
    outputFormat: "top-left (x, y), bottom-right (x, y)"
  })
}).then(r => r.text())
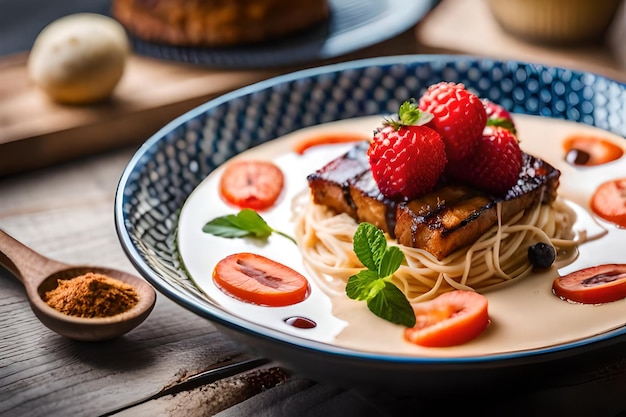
top-left (563, 134), bottom-right (623, 166)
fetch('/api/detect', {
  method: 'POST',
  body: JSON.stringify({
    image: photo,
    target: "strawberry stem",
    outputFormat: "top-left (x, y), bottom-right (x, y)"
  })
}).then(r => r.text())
top-left (383, 99), bottom-right (433, 130)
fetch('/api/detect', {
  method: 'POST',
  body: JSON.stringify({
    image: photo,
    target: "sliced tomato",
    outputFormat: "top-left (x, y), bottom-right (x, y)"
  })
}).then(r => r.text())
top-left (590, 179), bottom-right (626, 228)
top-left (552, 264), bottom-right (626, 304)
top-left (213, 252), bottom-right (309, 307)
top-left (219, 160), bottom-right (284, 211)
top-left (404, 290), bottom-right (489, 347)
top-left (293, 132), bottom-right (369, 155)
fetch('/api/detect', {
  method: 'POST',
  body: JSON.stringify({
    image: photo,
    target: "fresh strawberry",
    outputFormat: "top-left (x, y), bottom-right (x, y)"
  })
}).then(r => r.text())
top-left (418, 82), bottom-right (487, 162)
top-left (482, 99), bottom-right (517, 134)
top-left (368, 100), bottom-right (447, 200)
top-left (448, 126), bottom-right (523, 195)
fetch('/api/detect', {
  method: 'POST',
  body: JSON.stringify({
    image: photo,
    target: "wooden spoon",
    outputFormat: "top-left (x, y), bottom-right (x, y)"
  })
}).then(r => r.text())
top-left (0, 229), bottom-right (156, 341)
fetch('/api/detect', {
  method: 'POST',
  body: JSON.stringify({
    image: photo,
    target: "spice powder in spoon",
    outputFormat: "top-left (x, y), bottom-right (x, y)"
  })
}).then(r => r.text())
top-left (44, 272), bottom-right (139, 318)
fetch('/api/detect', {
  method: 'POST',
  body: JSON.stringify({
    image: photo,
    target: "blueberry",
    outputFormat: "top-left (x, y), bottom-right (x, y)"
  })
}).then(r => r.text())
top-left (528, 242), bottom-right (556, 269)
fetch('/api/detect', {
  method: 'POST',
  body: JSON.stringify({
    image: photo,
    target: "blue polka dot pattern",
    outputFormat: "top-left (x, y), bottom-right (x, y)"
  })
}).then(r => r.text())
top-left (115, 54), bottom-right (626, 319)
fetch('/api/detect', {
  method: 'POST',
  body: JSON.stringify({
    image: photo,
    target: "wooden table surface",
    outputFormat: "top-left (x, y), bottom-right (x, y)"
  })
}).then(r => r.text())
top-left (2, 1), bottom-right (626, 416)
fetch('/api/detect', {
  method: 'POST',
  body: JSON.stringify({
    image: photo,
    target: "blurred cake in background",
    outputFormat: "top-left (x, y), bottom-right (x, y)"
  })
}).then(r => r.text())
top-left (111, 0), bottom-right (330, 47)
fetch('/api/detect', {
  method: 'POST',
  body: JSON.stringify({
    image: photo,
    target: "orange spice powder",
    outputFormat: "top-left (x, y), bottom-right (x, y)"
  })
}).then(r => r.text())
top-left (44, 272), bottom-right (139, 318)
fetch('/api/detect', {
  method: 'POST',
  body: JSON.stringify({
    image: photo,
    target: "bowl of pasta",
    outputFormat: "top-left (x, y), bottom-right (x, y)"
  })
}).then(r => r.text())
top-left (115, 55), bottom-right (626, 393)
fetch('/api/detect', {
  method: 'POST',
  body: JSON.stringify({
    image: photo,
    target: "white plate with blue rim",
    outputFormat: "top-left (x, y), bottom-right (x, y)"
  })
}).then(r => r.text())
top-left (115, 54), bottom-right (626, 393)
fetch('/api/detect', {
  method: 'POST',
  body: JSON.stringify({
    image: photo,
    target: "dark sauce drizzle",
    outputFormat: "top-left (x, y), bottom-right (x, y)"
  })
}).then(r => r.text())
top-left (284, 316), bottom-right (317, 329)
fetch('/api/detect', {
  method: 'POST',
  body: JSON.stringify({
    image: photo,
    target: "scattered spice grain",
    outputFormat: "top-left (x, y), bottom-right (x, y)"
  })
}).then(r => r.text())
top-left (44, 272), bottom-right (139, 318)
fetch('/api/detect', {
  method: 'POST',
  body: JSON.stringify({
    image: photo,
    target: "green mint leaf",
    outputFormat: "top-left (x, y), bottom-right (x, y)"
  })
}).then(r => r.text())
top-left (378, 246), bottom-right (404, 278)
top-left (202, 215), bottom-right (255, 238)
top-left (346, 270), bottom-right (385, 301)
top-left (353, 223), bottom-right (387, 272)
top-left (367, 282), bottom-right (416, 327)
top-left (202, 209), bottom-right (272, 239)
top-left (348, 222), bottom-right (416, 327)
top-left (202, 209), bottom-right (296, 244)
top-left (229, 209), bottom-right (274, 238)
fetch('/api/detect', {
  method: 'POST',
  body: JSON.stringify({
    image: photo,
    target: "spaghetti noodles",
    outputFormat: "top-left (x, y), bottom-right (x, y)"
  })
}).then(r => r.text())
top-left (293, 193), bottom-right (580, 302)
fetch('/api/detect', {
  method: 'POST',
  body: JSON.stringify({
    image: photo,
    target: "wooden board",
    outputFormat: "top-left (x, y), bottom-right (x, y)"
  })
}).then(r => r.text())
top-left (0, 27), bottom-right (423, 178)
top-left (0, 53), bottom-right (279, 176)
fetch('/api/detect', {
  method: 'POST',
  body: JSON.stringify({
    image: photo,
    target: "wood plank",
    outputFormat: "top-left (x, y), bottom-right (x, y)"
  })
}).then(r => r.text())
top-left (112, 365), bottom-right (292, 417)
top-left (0, 148), bottom-right (261, 416)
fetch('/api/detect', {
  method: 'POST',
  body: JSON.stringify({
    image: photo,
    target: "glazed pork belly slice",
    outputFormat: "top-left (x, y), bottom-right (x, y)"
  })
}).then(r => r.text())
top-left (307, 141), bottom-right (371, 220)
top-left (307, 141), bottom-right (398, 233)
top-left (396, 153), bottom-right (560, 259)
top-left (307, 143), bottom-right (560, 260)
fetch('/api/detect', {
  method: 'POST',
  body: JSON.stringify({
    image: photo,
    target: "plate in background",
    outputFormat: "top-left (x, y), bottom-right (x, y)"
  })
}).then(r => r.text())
top-left (126, 0), bottom-right (439, 68)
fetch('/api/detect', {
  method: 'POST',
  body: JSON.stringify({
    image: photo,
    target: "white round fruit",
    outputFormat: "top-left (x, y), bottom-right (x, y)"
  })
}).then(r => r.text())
top-left (28, 13), bottom-right (130, 104)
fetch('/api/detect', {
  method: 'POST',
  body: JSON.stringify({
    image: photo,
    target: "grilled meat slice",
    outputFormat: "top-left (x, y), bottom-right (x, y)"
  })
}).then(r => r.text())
top-left (348, 169), bottom-right (397, 235)
top-left (396, 152), bottom-right (560, 259)
top-left (306, 143), bottom-right (560, 260)
top-left (395, 185), bottom-right (496, 260)
top-left (307, 142), bottom-right (370, 219)
top-left (307, 141), bottom-right (398, 233)
top-left (395, 167), bottom-right (553, 259)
